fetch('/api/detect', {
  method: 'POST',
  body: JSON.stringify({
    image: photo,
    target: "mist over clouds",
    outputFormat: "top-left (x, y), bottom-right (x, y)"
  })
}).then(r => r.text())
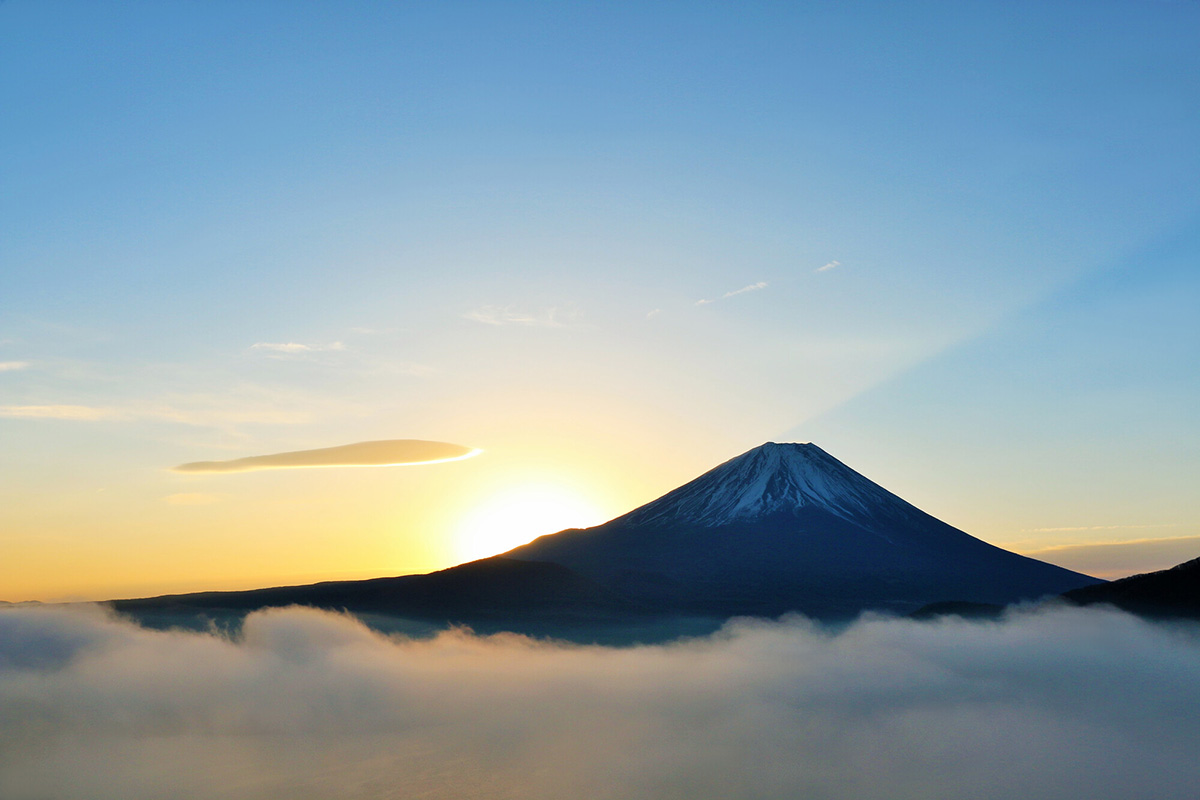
top-left (2, 604), bottom-right (1198, 800)
top-left (171, 439), bottom-right (480, 474)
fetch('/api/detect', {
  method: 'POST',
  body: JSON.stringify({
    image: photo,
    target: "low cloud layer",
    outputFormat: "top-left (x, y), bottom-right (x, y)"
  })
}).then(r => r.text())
top-left (172, 439), bottom-right (480, 474)
top-left (1, 604), bottom-right (1197, 799)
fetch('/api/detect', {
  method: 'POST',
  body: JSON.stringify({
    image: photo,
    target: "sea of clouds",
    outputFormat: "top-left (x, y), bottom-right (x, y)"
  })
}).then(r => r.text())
top-left (2, 602), bottom-right (1198, 799)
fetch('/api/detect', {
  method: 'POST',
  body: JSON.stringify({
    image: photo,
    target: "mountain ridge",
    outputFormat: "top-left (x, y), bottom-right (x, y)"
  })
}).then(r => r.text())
top-left (505, 441), bottom-right (1100, 617)
top-left (103, 441), bottom-right (1111, 635)
top-left (1064, 555), bottom-right (1200, 618)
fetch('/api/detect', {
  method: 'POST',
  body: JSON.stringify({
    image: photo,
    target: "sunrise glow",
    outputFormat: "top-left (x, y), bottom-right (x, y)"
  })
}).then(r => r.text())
top-left (453, 484), bottom-right (607, 563)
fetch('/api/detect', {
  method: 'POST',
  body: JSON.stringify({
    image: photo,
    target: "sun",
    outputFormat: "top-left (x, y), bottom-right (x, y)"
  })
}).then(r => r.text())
top-left (454, 483), bottom-right (607, 563)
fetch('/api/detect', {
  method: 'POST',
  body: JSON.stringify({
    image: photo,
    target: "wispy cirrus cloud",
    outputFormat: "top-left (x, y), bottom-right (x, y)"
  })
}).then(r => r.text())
top-left (0, 361), bottom-right (30, 372)
top-left (815, 260), bottom-right (841, 273)
top-left (1018, 533), bottom-right (1200, 579)
top-left (171, 439), bottom-right (481, 474)
top-left (249, 341), bottom-right (346, 356)
top-left (696, 281), bottom-right (768, 306)
top-left (0, 404), bottom-right (115, 421)
top-left (463, 305), bottom-right (579, 328)
top-left (0, 402), bottom-right (309, 426)
top-left (348, 326), bottom-right (397, 336)
top-left (1021, 523), bottom-right (1183, 533)
top-left (0, 382), bottom-right (340, 429)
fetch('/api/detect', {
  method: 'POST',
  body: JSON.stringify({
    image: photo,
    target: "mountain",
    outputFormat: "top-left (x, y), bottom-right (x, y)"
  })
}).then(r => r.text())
top-left (1062, 556), bottom-right (1200, 619)
top-left (504, 442), bottom-right (1101, 618)
top-left (108, 442), bottom-right (1103, 634)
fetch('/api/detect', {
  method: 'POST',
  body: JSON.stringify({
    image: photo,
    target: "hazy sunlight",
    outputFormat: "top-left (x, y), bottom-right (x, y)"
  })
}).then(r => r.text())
top-left (454, 484), bottom-right (607, 562)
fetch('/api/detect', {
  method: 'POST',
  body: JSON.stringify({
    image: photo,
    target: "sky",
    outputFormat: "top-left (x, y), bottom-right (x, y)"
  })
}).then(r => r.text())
top-left (2, 1), bottom-right (1198, 601)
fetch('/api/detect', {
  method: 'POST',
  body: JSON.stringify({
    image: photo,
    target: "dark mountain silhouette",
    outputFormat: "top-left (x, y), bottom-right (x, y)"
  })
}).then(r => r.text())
top-left (504, 443), bottom-right (1100, 618)
top-left (109, 442), bottom-right (1102, 633)
top-left (112, 557), bottom-right (640, 628)
top-left (1063, 556), bottom-right (1200, 619)
top-left (908, 600), bottom-right (1007, 621)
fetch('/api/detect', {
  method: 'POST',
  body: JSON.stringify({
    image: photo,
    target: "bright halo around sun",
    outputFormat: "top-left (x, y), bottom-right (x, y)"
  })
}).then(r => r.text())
top-left (454, 483), bottom-right (607, 563)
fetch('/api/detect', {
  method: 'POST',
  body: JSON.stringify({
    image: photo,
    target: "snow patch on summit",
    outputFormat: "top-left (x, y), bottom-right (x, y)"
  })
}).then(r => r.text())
top-left (616, 443), bottom-right (913, 528)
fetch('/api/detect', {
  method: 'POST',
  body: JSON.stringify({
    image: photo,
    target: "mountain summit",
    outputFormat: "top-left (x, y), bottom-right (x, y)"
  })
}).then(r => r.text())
top-left (614, 442), bottom-right (913, 529)
top-left (505, 442), bottom-right (1100, 618)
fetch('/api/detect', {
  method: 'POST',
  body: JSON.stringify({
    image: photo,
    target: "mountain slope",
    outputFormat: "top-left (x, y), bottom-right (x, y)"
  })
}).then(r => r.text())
top-left (506, 442), bottom-right (1100, 618)
top-left (110, 442), bottom-right (1104, 631)
top-left (112, 557), bottom-right (638, 624)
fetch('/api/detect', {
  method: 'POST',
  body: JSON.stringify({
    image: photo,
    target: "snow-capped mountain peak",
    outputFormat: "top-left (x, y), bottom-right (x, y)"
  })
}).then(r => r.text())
top-left (614, 442), bottom-right (910, 528)
top-left (503, 440), bottom-right (1100, 617)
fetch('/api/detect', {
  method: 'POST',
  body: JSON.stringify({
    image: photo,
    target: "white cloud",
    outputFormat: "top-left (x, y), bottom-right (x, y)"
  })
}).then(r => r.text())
top-left (815, 260), bottom-right (841, 272)
top-left (1, 604), bottom-right (1198, 799)
top-left (0, 361), bottom-right (30, 372)
top-left (723, 281), bottom-right (768, 298)
top-left (0, 404), bottom-right (115, 421)
top-left (697, 281), bottom-right (768, 306)
top-left (249, 341), bottom-right (346, 356)
top-left (464, 305), bottom-right (578, 327)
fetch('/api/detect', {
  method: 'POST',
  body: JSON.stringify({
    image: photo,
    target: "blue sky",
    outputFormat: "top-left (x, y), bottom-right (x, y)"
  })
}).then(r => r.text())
top-left (2, 1), bottom-right (1198, 598)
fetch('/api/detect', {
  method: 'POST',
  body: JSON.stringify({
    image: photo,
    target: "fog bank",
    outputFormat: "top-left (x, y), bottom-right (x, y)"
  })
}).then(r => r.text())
top-left (2, 603), bottom-right (1198, 799)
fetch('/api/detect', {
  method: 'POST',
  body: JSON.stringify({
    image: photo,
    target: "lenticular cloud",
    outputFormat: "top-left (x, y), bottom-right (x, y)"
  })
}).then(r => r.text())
top-left (171, 439), bottom-right (480, 474)
top-left (1, 603), bottom-right (1198, 799)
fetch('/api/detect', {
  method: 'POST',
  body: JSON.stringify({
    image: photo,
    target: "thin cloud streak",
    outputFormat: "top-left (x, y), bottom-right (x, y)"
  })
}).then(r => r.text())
top-left (1018, 534), bottom-right (1200, 579)
top-left (171, 439), bottom-right (481, 474)
top-left (463, 305), bottom-right (578, 327)
top-left (0, 404), bottom-right (115, 420)
top-left (815, 260), bottom-right (841, 272)
top-left (696, 281), bottom-right (768, 306)
top-left (0, 361), bottom-right (30, 372)
top-left (0, 391), bottom-right (330, 429)
top-left (1, 604), bottom-right (1198, 799)
top-left (1022, 523), bottom-right (1183, 533)
top-left (250, 341), bottom-right (346, 355)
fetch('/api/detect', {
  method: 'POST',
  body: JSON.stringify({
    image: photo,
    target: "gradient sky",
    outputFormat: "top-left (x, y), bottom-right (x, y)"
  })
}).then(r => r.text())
top-left (3, 1), bottom-right (1198, 601)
